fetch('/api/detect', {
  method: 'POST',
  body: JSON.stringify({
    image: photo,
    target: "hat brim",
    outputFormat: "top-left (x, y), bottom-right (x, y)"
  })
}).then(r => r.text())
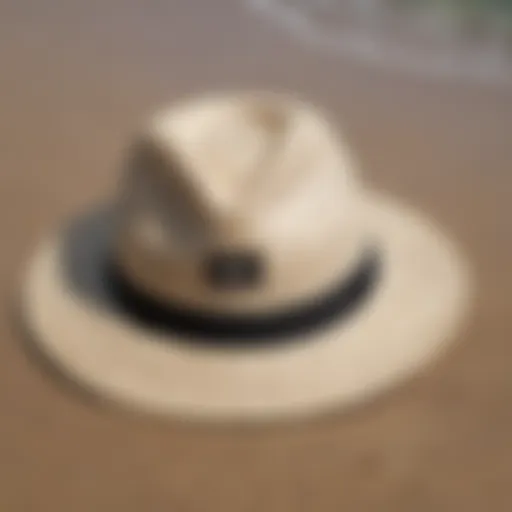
top-left (20, 191), bottom-right (472, 422)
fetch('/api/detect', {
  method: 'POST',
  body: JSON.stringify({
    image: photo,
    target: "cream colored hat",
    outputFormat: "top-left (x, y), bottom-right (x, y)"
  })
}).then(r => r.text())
top-left (22, 91), bottom-right (472, 422)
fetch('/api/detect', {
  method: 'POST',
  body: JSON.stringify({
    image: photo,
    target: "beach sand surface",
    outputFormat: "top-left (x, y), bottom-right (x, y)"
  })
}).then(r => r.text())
top-left (1, 0), bottom-right (511, 510)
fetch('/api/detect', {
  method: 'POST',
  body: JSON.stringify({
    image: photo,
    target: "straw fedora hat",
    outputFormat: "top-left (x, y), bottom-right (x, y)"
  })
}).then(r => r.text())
top-left (22, 91), bottom-right (472, 422)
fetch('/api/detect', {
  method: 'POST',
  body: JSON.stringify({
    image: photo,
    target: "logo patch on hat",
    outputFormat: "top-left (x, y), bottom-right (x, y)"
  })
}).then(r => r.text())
top-left (205, 250), bottom-right (263, 290)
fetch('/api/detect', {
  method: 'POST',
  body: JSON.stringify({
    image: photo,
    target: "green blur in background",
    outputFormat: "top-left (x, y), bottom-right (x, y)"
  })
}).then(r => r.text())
top-left (401, 0), bottom-right (512, 13)
top-left (394, 0), bottom-right (512, 34)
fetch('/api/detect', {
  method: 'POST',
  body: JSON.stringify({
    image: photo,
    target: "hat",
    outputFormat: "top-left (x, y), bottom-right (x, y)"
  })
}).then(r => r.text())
top-left (21, 91), bottom-right (472, 422)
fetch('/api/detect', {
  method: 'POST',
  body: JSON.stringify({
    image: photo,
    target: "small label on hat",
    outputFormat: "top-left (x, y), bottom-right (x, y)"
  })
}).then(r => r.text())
top-left (205, 250), bottom-right (263, 290)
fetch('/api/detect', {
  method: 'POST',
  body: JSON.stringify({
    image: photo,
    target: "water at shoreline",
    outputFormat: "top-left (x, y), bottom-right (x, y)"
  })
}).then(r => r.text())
top-left (246, 0), bottom-right (512, 86)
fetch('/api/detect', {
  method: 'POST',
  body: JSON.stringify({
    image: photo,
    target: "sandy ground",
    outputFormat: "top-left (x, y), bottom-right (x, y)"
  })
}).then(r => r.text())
top-left (1, 0), bottom-right (512, 510)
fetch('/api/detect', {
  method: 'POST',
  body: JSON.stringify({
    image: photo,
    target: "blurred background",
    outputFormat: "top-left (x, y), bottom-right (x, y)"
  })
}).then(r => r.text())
top-left (249, 0), bottom-right (512, 84)
top-left (0, 1), bottom-right (511, 511)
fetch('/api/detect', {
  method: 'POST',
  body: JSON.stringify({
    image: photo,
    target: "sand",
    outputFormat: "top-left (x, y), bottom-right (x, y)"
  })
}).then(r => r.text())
top-left (1, 0), bottom-right (512, 510)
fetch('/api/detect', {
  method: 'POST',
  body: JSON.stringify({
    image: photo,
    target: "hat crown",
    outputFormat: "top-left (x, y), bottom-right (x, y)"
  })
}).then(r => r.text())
top-left (116, 92), bottom-right (367, 313)
top-left (126, 93), bottom-right (357, 245)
